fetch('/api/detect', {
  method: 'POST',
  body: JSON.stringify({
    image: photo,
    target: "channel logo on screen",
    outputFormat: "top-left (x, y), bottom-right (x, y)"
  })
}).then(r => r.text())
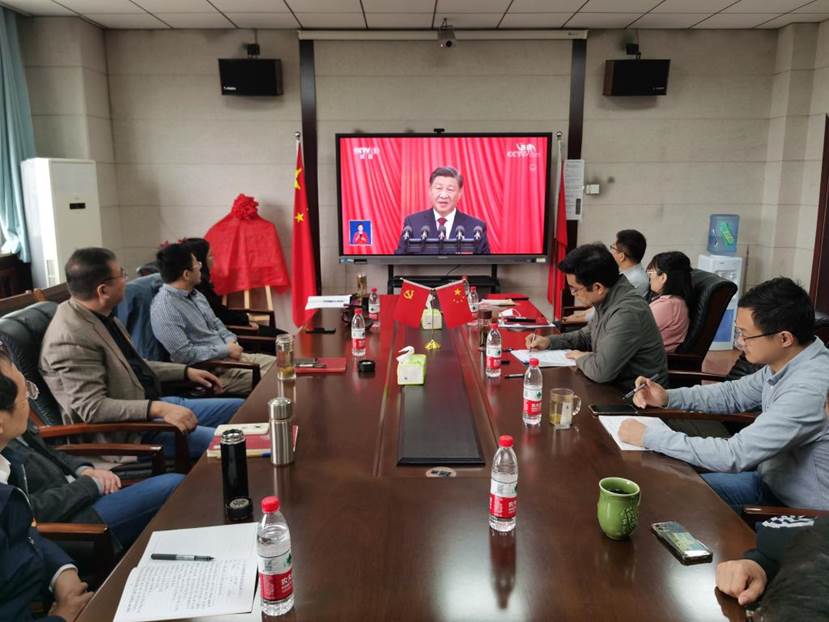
top-left (506, 143), bottom-right (540, 158)
top-left (353, 147), bottom-right (380, 160)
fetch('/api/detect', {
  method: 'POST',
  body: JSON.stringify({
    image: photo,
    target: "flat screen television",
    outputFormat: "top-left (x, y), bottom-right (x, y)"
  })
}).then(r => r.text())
top-left (336, 133), bottom-right (553, 264)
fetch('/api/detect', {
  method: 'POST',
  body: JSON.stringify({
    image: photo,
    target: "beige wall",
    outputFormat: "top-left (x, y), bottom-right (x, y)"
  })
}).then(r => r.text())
top-left (18, 18), bottom-right (829, 319)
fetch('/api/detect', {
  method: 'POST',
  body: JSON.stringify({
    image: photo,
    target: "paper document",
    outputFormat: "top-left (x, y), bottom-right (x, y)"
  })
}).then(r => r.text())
top-left (305, 295), bottom-right (351, 310)
top-left (113, 523), bottom-right (258, 622)
top-left (598, 415), bottom-right (671, 451)
top-left (480, 298), bottom-right (516, 306)
top-left (510, 349), bottom-right (576, 367)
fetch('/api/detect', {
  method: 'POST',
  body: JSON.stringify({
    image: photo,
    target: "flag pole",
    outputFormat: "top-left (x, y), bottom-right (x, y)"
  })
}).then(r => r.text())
top-left (425, 289), bottom-right (441, 350)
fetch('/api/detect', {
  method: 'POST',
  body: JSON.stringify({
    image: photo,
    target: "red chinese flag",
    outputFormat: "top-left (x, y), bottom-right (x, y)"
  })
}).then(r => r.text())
top-left (394, 280), bottom-right (430, 328)
top-left (436, 280), bottom-right (474, 328)
top-left (546, 147), bottom-right (568, 318)
top-left (291, 142), bottom-right (318, 329)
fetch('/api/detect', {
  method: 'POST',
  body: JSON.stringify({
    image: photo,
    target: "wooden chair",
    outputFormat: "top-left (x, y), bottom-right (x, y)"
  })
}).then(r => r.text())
top-left (0, 290), bottom-right (41, 318)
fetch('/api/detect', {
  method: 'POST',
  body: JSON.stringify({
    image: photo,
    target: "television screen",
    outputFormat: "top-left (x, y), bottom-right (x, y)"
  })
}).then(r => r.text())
top-left (336, 133), bottom-right (552, 264)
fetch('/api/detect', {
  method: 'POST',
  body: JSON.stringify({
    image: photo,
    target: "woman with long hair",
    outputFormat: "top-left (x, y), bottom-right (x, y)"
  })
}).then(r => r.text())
top-left (646, 251), bottom-right (692, 353)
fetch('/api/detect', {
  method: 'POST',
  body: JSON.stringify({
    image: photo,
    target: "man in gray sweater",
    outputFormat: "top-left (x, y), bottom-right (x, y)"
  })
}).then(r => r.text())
top-left (619, 278), bottom-right (829, 512)
top-left (526, 243), bottom-right (667, 389)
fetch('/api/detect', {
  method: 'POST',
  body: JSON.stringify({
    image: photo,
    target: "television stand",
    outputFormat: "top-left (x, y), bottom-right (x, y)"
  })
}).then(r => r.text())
top-left (386, 265), bottom-right (500, 295)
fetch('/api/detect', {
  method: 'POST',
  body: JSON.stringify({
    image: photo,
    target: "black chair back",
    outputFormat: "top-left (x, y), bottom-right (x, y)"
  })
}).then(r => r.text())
top-left (674, 269), bottom-right (738, 362)
top-left (0, 301), bottom-right (64, 426)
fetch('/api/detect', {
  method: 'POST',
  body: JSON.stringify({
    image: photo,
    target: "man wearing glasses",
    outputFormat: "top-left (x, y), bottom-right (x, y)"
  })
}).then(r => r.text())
top-left (40, 248), bottom-right (243, 459)
top-left (619, 278), bottom-right (829, 513)
top-left (526, 243), bottom-right (668, 389)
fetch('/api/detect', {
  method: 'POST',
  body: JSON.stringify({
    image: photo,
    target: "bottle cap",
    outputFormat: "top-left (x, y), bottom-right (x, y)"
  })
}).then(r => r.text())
top-left (261, 496), bottom-right (280, 513)
top-left (490, 320), bottom-right (498, 328)
top-left (371, 287), bottom-right (377, 292)
top-left (529, 357), bottom-right (539, 367)
top-left (355, 308), bottom-right (363, 315)
top-left (226, 497), bottom-right (252, 522)
top-left (498, 435), bottom-right (514, 448)
top-left (471, 286), bottom-right (476, 292)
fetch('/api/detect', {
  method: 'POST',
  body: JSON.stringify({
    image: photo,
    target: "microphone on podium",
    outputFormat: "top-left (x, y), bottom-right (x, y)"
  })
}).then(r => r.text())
top-left (455, 225), bottom-right (465, 241)
top-left (473, 225), bottom-right (483, 241)
top-left (401, 225), bottom-right (413, 241)
top-left (419, 225), bottom-right (430, 241)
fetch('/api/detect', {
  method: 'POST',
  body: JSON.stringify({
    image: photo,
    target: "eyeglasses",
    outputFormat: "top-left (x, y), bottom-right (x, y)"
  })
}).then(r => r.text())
top-left (646, 269), bottom-right (662, 278)
top-left (25, 379), bottom-right (39, 400)
top-left (568, 284), bottom-right (589, 296)
top-left (187, 260), bottom-right (202, 272)
top-left (734, 328), bottom-right (780, 344)
top-left (101, 267), bottom-right (128, 284)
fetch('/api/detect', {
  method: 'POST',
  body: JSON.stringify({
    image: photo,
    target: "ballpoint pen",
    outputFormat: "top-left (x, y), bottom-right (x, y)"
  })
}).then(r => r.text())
top-left (622, 374), bottom-right (659, 401)
top-left (150, 553), bottom-right (214, 561)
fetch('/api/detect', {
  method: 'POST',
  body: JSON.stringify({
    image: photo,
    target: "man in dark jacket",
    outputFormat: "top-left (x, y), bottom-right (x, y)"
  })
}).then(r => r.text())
top-left (2, 422), bottom-right (183, 548)
top-left (526, 243), bottom-right (668, 389)
top-left (0, 347), bottom-right (93, 621)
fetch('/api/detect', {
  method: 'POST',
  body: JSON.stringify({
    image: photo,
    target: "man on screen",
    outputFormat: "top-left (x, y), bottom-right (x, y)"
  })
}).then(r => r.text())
top-left (394, 166), bottom-right (490, 255)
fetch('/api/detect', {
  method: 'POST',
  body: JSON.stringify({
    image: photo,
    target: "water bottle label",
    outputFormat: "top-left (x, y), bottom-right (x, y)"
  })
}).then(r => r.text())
top-left (486, 355), bottom-right (501, 371)
top-left (259, 550), bottom-right (293, 601)
top-left (470, 302), bottom-right (479, 313)
top-left (368, 303), bottom-right (380, 315)
top-left (352, 328), bottom-right (365, 339)
top-left (489, 479), bottom-right (517, 519)
top-left (523, 387), bottom-right (542, 415)
top-left (353, 338), bottom-right (366, 351)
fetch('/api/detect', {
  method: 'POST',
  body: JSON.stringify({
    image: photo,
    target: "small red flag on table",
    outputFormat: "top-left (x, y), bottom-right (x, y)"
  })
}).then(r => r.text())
top-left (435, 280), bottom-right (474, 328)
top-left (394, 280), bottom-right (430, 328)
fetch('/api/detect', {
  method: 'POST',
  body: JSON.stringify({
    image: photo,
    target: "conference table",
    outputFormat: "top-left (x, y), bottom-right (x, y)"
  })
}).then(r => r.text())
top-left (78, 296), bottom-right (756, 622)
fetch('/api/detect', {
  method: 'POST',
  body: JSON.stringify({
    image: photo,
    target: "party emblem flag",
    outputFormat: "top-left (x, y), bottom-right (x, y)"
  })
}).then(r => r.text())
top-left (435, 280), bottom-right (474, 328)
top-left (394, 280), bottom-right (430, 328)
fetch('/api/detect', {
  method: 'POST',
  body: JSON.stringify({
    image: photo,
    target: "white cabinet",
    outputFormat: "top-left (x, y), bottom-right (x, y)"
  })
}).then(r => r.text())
top-left (22, 158), bottom-right (103, 288)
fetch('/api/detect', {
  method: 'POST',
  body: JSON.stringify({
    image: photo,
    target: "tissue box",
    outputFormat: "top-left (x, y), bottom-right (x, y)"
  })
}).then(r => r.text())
top-left (398, 353), bottom-right (427, 385)
top-left (421, 309), bottom-right (442, 330)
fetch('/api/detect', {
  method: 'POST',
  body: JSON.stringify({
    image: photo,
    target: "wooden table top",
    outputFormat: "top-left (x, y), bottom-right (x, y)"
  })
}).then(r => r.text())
top-left (78, 300), bottom-right (755, 622)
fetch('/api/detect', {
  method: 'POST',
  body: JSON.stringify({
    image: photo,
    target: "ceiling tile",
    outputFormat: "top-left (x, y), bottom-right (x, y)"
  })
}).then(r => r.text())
top-left (285, 0), bottom-right (361, 12)
top-left (651, 0), bottom-right (735, 11)
top-left (630, 12), bottom-right (711, 26)
top-left (362, 0), bottom-right (434, 11)
top-left (157, 12), bottom-right (235, 27)
top-left (438, 0), bottom-right (510, 12)
top-left (365, 13), bottom-right (433, 27)
top-left (134, 0), bottom-right (215, 12)
top-left (498, 12), bottom-right (571, 27)
top-left (0, 0), bottom-right (74, 15)
top-left (566, 12), bottom-right (642, 27)
top-left (758, 11), bottom-right (829, 25)
top-left (85, 12), bottom-right (170, 27)
top-left (59, 0), bottom-right (143, 12)
top-left (580, 0), bottom-right (661, 11)
top-left (226, 12), bottom-right (299, 27)
top-left (692, 12), bottom-right (774, 26)
top-left (795, 0), bottom-right (829, 10)
top-left (212, 0), bottom-right (290, 11)
top-left (723, 0), bottom-right (811, 12)
top-left (294, 12), bottom-right (366, 27)
top-left (434, 12), bottom-right (503, 27)
top-left (508, 0), bottom-right (585, 11)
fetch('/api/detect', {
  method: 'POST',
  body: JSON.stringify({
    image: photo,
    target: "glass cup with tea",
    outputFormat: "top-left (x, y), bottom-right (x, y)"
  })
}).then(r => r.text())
top-left (548, 388), bottom-right (582, 430)
top-left (276, 334), bottom-right (296, 381)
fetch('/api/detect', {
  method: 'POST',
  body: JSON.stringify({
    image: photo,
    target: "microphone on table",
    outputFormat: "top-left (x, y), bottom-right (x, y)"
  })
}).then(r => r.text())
top-left (473, 225), bottom-right (483, 241)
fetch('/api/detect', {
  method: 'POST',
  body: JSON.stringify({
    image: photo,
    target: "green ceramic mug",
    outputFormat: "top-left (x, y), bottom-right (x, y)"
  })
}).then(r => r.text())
top-left (597, 477), bottom-right (641, 540)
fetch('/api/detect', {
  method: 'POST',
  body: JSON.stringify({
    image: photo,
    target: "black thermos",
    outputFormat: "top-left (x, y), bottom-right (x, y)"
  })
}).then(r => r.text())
top-left (220, 429), bottom-right (252, 521)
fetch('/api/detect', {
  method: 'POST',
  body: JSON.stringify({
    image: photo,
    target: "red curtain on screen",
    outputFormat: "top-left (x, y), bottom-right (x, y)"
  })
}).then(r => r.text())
top-left (339, 136), bottom-right (548, 255)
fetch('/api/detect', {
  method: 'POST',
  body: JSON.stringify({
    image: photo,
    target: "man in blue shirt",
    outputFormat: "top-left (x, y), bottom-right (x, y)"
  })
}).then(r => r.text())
top-left (619, 278), bottom-right (829, 513)
top-left (151, 244), bottom-right (274, 395)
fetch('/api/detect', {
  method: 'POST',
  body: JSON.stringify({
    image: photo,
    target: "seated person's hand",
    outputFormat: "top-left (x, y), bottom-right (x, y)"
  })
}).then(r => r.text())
top-left (151, 401), bottom-right (198, 433)
top-left (186, 367), bottom-right (224, 394)
top-left (632, 376), bottom-right (668, 409)
top-left (227, 340), bottom-right (244, 360)
top-left (618, 419), bottom-right (646, 446)
top-left (79, 468), bottom-right (121, 495)
top-left (525, 334), bottom-right (551, 350)
top-left (565, 350), bottom-right (587, 360)
top-left (715, 559), bottom-right (767, 605)
top-left (50, 569), bottom-right (94, 622)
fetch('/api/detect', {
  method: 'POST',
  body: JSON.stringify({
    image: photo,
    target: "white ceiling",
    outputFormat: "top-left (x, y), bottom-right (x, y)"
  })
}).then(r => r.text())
top-left (1, 0), bottom-right (827, 30)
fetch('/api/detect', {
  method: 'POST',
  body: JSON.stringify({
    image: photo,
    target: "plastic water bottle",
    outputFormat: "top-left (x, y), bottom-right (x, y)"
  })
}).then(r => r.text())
top-left (522, 358), bottom-right (543, 426)
top-left (486, 321), bottom-right (502, 378)
top-left (368, 288), bottom-right (380, 327)
top-left (462, 275), bottom-right (471, 297)
top-left (351, 308), bottom-right (366, 357)
top-left (489, 435), bottom-right (518, 532)
top-left (257, 496), bottom-right (294, 616)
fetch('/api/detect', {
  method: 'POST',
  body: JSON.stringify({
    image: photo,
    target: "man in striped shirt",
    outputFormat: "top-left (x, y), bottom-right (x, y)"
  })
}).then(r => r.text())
top-left (150, 244), bottom-right (274, 395)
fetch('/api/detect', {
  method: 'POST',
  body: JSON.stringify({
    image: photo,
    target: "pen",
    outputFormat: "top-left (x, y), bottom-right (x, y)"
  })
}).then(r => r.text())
top-left (151, 553), bottom-right (214, 561)
top-left (622, 374), bottom-right (659, 400)
top-left (505, 373), bottom-right (524, 379)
